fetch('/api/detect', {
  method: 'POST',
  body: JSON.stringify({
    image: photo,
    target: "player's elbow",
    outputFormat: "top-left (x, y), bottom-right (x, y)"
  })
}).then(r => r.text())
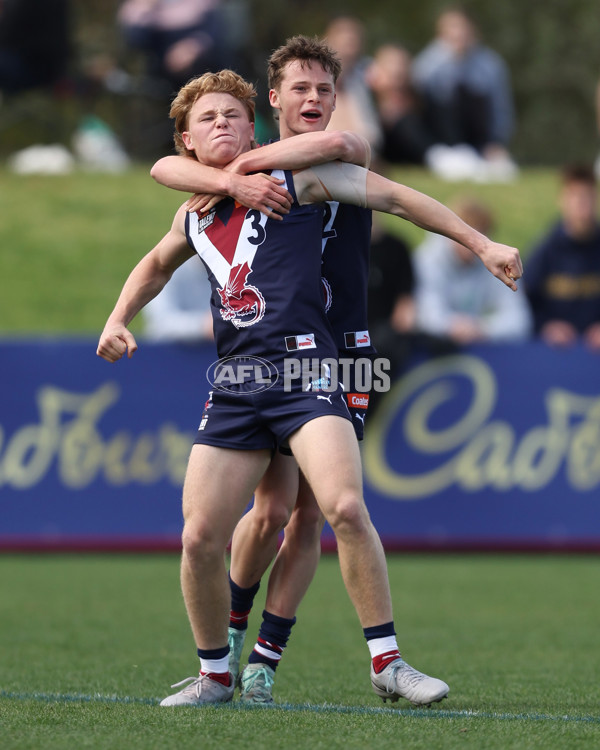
top-left (149, 160), bottom-right (164, 183)
top-left (339, 131), bottom-right (371, 167)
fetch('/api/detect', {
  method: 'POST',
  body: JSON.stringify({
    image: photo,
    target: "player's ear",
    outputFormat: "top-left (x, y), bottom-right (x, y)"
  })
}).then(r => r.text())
top-left (332, 92), bottom-right (336, 112)
top-left (269, 88), bottom-right (281, 111)
top-left (181, 130), bottom-right (193, 151)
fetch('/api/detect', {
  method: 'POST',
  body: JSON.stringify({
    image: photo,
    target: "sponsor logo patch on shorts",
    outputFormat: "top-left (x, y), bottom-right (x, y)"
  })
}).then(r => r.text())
top-left (346, 392), bottom-right (369, 409)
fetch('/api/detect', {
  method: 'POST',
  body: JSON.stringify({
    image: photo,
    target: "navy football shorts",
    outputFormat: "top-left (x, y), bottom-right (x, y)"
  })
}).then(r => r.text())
top-left (193, 382), bottom-right (352, 451)
top-left (339, 355), bottom-right (373, 441)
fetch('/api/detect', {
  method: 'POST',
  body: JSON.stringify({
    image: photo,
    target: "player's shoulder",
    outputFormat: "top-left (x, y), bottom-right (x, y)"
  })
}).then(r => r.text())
top-left (172, 202), bottom-right (190, 230)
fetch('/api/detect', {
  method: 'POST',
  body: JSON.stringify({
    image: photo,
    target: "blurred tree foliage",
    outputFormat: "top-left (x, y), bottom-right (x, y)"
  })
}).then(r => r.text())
top-left (6, 0), bottom-right (600, 166)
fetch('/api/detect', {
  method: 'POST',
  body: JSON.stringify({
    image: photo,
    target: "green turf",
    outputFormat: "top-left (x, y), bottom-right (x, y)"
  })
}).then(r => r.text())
top-left (0, 165), bottom-right (560, 335)
top-left (1, 554), bottom-right (599, 749)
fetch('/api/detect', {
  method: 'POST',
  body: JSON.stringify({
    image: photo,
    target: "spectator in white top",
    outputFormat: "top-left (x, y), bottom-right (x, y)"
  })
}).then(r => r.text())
top-left (142, 255), bottom-right (214, 342)
top-left (414, 196), bottom-right (532, 344)
top-left (412, 5), bottom-right (517, 182)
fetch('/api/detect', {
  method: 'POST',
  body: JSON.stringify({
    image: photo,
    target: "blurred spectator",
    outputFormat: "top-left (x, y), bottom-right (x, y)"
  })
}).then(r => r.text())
top-left (0, 0), bottom-right (70, 95)
top-left (412, 5), bottom-right (517, 182)
top-left (115, 0), bottom-right (249, 158)
top-left (142, 256), bottom-right (214, 343)
top-left (595, 78), bottom-right (600, 180)
top-left (117, 0), bottom-right (230, 92)
top-left (368, 217), bottom-right (416, 344)
top-left (0, 0), bottom-right (130, 175)
top-left (365, 43), bottom-right (435, 166)
top-left (323, 15), bottom-right (382, 153)
top-left (414, 196), bottom-right (532, 344)
top-left (366, 217), bottom-right (416, 410)
top-left (524, 164), bottom-right (600, 351)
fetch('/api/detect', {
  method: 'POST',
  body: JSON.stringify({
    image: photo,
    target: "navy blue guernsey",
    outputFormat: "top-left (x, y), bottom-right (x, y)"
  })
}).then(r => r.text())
top-left (320, 202), bottom-right (375, 357)
top-left (185, 169), bottom-right (337, 365)
top-left (525, 221), bottom-right (600, 335)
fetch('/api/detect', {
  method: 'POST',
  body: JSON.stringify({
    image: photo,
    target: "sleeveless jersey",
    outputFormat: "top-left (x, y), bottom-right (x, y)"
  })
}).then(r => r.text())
top-left (320, 202), bottom-right (376, 357)
top-left (185, 169), bottom-right (337, 366)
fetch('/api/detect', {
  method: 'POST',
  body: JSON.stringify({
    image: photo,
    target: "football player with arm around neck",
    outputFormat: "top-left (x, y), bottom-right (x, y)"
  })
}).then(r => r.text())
top-left (150, 36), bottom-right (379, 707)
top-left (144, 43), bottom-right (521, 706)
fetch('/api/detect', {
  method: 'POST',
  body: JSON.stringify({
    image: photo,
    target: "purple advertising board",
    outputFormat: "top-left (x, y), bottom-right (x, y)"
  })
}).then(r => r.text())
top-left (1, 339), bottom-right (599, 552)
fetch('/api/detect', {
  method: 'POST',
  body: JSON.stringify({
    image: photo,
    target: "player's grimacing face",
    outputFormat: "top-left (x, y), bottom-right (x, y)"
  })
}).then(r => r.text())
top-left (269, 60), bottom-right (336, 139)
top-left (181, 92), bottom-right (254, 167)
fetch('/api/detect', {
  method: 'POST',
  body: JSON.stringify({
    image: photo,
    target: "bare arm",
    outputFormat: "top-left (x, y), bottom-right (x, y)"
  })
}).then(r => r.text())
top-left (150, 156), bottom-right (292, 219)
top-left (228, 130), bottom-right (371, 173)
top-left (294, 161), bottom-right (523, 290)
top-left (185, 131), bottom-right (369, 216)
top-left (97, 205), bottom-right (195, 362)
top-left (151, 156), bottom-right (236, 194)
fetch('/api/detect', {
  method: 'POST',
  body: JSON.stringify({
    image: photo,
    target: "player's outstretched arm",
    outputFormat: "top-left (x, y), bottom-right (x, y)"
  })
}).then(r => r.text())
top-left (294, 162), bottom-right (522, 291)
top-left (150, 156), bottom-right (292, 219)
top-left (363, 171), bottom-right (523, 289)
top-left (229, 130), bottom-right (371, 174)
top-left (97, 206), bottom-right (194, 363)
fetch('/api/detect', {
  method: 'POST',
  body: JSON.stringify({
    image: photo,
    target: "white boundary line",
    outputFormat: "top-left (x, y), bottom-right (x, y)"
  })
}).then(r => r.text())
top-left (1, 691), bottom-right (599, 724)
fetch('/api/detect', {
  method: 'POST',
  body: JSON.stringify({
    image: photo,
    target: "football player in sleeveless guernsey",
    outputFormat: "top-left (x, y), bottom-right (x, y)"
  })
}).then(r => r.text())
top-left (98, 69), bottom-right (522, 707)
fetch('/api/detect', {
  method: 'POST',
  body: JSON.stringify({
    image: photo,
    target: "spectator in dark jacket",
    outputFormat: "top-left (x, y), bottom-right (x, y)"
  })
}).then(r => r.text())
top-left (0, 0), bottom-right (70, 93)
top-left (525, 164), bottom-right (600, 351)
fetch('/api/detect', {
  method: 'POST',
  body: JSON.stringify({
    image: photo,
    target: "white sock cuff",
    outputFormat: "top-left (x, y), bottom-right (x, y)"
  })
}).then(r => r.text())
top-left (367, 635), bottom-right (399, 659)
top-left (200, 655), bottom-right (230, 674)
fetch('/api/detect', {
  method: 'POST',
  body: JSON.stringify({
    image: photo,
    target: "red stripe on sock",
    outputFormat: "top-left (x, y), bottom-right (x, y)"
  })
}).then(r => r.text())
top-left (230, 609), bottom-right (251, 626)
top-left (372, 650), bottom-right (402, 674)
top-left (257, 637), bottom-right (283, 654)
top-left (201, 671), bottom-right (231, 686)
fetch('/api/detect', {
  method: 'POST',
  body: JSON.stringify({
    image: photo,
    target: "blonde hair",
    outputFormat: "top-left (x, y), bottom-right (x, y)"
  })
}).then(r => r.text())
top-left (169, 70), bottom-right (257, 157)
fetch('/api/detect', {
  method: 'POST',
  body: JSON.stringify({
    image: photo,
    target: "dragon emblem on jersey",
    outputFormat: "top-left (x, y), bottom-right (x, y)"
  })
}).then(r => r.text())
top-left (218, 261), bottom-right (266, 328)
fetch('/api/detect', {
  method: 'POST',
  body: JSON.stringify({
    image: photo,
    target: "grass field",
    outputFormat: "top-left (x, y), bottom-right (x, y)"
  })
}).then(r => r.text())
top-left (0, 164), bottom-right (560, 334)
top-left (1, 553), bottom-right (599, 749)
top-left (2, 165), bottom-right (596, 748)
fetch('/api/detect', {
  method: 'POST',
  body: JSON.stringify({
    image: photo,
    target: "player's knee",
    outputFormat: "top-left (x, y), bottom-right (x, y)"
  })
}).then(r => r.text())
top-left (252, 497), bottom-right (293, 536)
top-left (286, 503), bottom-right (325, 542)
top-left (181, 519), bottom-right (221, 562)
top-left (325, 492), bottom-right (369, 539)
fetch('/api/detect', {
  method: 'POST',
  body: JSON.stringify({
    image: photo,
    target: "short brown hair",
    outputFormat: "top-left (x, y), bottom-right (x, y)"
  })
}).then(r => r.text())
top-left (451, 196), bottom-right (494, 235)
top-left (169, 70), bottom-right (256, 157)
top-left (267, 35), bottom-right (341, 91)
top-left (560, 163), bottom-right (596, 188)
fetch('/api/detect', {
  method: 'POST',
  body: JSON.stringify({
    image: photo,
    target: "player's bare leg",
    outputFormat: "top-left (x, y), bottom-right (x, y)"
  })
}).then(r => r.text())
top-left (180, 444), bottom-right (272, 649)
top-left (161, 444), bottom-right (272, 707)
top-left (237, 472), bottom-right (326, 704)
top-left (289, 415), bottom-right (393, 626)
top-left (289, 415), bottom-right (449, 707)
top-left (228, 451), bottom-right (300, 685)
top-left (263, 473), bottom-right (325, 618)
top-left (229, 452), bottom-right (299, 588)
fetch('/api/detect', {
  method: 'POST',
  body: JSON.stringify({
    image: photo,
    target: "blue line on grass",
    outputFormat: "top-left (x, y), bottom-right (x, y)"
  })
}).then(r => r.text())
top-left (1, 690), bottom-right (599, 724)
